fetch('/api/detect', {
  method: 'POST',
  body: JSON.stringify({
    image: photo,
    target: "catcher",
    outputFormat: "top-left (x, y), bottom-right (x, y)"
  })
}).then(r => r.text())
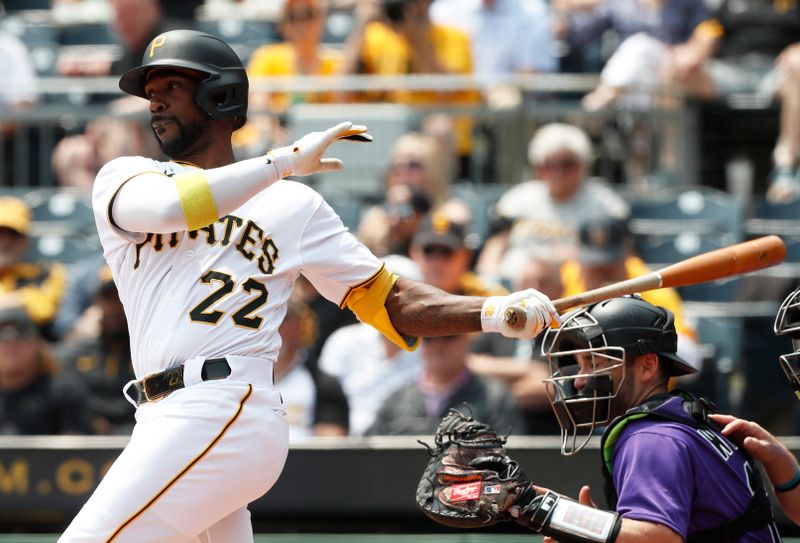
top-left (418, 296), bottom-right (781, 542)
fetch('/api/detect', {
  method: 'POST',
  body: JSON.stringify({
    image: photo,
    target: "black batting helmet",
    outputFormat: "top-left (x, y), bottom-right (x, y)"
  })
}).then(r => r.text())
top-left (119, 30), bottom-right (248, 129)
top-left (541, 296), bottom-right (695, 455)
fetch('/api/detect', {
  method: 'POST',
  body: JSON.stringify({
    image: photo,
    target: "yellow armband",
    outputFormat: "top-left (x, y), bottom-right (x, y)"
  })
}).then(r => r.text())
top-left (174, 171), bottom-right (219, 230)
top-left (342, 266), bottom-right (420, 351)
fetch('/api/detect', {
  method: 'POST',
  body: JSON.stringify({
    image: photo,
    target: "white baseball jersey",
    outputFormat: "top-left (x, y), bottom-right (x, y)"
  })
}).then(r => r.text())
top-left (61, 156), bottom-right (382, 542)
top-left (92, 156), bottom-right (382, 379)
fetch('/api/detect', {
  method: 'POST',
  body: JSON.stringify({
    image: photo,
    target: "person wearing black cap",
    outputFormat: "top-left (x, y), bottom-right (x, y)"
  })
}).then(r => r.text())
top-left (410, 212), bottom-right (505, 297)
top-left (0, 306), bottom-right (90, 435)
top-left (55, 266), bottom-right (136, 435)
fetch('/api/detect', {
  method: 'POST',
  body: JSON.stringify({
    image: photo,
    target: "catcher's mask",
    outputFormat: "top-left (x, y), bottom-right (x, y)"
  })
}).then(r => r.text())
top-left (119, 30), bottom-right (248, 130)
top-left (774, 286), bottom-right (800, 398)
top-left (542, 296), bottom-right (695, 455)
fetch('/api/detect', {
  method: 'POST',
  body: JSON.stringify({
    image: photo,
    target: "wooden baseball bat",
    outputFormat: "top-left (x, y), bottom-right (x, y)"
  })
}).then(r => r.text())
top-left (504, 235), bottom-right (787, 328)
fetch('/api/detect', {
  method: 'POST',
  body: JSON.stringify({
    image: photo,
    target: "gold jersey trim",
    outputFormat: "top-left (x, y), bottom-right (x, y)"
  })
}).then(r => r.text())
top-left (105, 384), bottom-right (254, 542)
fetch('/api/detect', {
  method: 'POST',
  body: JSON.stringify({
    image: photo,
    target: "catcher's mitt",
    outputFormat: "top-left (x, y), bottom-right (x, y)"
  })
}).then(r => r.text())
top-left (415, 408), bottom-right (536, 529)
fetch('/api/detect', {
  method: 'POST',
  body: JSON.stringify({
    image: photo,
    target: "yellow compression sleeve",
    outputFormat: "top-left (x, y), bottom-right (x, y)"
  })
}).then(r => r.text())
top-left (343, 267), bottom-right (420, 351)
top-left (174, 171), bottom-right (219, 230)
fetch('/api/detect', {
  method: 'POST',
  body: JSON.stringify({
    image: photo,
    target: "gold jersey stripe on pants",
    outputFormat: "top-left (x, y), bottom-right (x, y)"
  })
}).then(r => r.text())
top-left (108, 385), bottom-right (254, 542)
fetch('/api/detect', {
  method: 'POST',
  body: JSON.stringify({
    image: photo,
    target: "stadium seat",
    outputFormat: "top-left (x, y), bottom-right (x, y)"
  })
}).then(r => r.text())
top-left (692, 316), bottom-right (743, 412)
top-left (448, 182), bottom-right (508, 248)
top-left (25, 232), bottom-right (102, 265)
top-left (23, 188), bottom-right (95, 236)
top-left (196, 19), bottom-right (277, 61)
top-left (58, 23), bottom-right (116, 46)
top-left (318, 188), bottom-right (365, 232)
top-left (747, 196), bottom-right (800, 264)
top-left (0, 16), bottom-right (60, 75)
top-left (628, 186), bottom-right (742, 243)
top-left (636, 233), bottom-right (740, 302)
top-left (323, 9), bottom-right (355, 44)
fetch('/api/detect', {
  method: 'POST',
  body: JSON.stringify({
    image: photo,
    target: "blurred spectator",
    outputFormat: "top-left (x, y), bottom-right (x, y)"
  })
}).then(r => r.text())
top-left (355, 131), bottom-right (453, 256)
top-left (52, 116), bottom-right (159, 190)
top-left (317, 255), bottom-right (424, 435)
top-left (0, 17), bottom-right (38, 186)
top-left (242, 0), bottom-right (343, 153)
top-left (410, 212), bottom-right (505, 297)
top-left (0, 306), bottom-right (90, 435)
top-left (53, 0), bottom-right (168, 188)
top-left (248, 0), bottom-right (341, 114)
top-left (54, 266), bottom-right (135, 435)
top-left (339, 0), bottom-right (478, 176)
top-left (52, 254), bottom-right (105, 341)
top-left (0, 197), bottom-right (67, 337)
top-left (160, 0), bottom-right (203, 22)
top-left (0, 22), bottom-right (36, 115)
top-left (275, 295), bottom-right (349, 440)
top-left (476, 122), bottom-right (629, 282)
top-left (468, 255), bottom-right (562, 434)
top-left (560, 215), bottom-right (703, 373)
top-left (430, 0), bottom-right (557, 98)
top-left (384, 185), bottom-right (432, 256)
top-left (357, 183), bottom-right (432, 258)
top-left (293, 274), bottom-right (358, 362)
top-left (59, 0), bottom-right (165, 77)
top-left (554, 0), bottom-right (708, 111)
top-left (664, 5), bottom-right (800, 202)
top-left (386, 131), bottom-right (451, 205)
top-left (366, 333), bottom-right (526, 435)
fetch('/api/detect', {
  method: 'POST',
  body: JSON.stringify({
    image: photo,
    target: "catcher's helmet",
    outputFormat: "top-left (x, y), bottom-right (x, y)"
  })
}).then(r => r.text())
top-left (774, 285), bottom-right (800, 398)
top-left (541, 296), bottom-right (695, 455)
top-left (119, 30), bottom-right (248, 129)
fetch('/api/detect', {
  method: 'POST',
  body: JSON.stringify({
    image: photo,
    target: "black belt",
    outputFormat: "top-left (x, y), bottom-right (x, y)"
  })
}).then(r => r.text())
top-left (125, 358), bottom-right (232, 405)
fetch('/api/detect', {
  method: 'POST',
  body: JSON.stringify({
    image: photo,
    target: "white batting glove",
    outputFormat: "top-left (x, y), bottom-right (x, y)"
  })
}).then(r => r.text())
top-left (267, 122), bottom-right (373, 178)
top-left (481, 289), bottom-right (560, 339)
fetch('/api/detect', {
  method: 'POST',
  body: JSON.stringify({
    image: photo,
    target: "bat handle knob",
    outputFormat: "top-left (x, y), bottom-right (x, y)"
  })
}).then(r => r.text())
top-left (504, 306), bottom-right (527, 330)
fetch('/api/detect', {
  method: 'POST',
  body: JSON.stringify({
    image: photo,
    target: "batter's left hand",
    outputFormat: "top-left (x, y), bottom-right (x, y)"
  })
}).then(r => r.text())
top-left (481, 289), bottom-right (560, 339)
top-left (268, 122), bottom-right (373, 178)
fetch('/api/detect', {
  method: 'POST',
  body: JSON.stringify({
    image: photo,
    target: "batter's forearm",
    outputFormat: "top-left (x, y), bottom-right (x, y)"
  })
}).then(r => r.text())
top-left (384, 278), bottom-right (483, 337)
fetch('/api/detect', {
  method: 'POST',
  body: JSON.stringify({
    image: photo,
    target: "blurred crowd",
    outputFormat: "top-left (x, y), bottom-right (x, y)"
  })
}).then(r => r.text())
top-left (0, 0), bottom-right (799, 439)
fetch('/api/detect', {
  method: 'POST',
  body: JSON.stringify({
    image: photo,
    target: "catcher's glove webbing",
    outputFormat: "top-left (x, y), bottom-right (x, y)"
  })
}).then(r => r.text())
top-left (415, 409), bottom-right (535, 529)
top-left (416, 409), bottom-right (621, 543)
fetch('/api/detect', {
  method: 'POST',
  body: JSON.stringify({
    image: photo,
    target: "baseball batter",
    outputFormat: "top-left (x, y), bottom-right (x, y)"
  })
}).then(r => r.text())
top-left (59, 30), bottom-right (559, 542)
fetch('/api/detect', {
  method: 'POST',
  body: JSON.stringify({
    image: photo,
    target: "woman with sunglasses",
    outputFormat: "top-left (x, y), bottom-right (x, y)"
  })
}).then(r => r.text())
top-left (243, 0), bottom-right (340, 148)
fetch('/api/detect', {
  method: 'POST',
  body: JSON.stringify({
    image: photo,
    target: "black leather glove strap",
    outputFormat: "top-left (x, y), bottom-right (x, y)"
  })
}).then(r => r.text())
top-left (529, 491), bottom-right (621, 543)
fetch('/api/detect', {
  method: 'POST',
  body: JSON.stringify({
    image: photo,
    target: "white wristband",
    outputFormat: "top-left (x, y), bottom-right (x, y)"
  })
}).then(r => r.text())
top-left (481, 296), bottom-right (505, 334)
top-left (266, 148), bottom-right (296, 178)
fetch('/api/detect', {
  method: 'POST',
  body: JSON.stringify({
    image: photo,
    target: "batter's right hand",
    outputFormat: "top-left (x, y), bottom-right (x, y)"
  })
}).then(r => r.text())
top-left (481, 289), bottom-right (560, 340)
top-left (267, 122), bottom-right (372, 178)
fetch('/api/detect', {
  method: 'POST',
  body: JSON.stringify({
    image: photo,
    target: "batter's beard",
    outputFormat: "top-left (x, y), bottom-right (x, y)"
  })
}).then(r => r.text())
top-left (154, 115), bottom-right (210, 159)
